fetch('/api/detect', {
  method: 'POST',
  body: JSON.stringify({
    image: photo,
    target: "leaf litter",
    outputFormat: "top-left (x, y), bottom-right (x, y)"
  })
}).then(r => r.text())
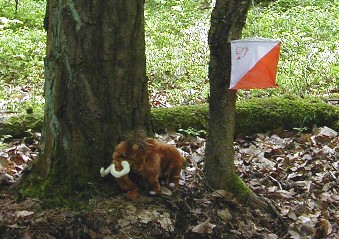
top-left (0, 126), bottom-right (338, 238)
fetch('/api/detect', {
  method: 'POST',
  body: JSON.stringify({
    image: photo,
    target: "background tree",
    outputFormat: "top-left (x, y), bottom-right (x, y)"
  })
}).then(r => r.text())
top-left (23, 0), bottom-right (151, 201)
top-left (205, 0), bottom-right (252, 201)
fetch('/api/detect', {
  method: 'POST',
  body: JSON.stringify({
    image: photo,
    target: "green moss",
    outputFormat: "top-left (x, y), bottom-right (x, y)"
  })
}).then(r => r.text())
top-left (235, 97), bottom-right (339, 135)
top-left (151, 97), bottom-right (338, 135)
top-left (225, 174), bottom-right (252, 203)
top-left (18, 162), bottom-right (117, 209)
top-left (151, 104), bottom-right (208, 132)
top-left (1, 97), bottom-right (338, 137)
top-left (0, 109), bottom-right (44, 138)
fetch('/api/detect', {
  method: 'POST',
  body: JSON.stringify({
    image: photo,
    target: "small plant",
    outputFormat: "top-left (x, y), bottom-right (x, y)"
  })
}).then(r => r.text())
top-left (293, 127), bottom-right (309, 134)
top-left (179, 127), bottom-right (207, 137)
top-left (0, 134), bottom-right (12, 149)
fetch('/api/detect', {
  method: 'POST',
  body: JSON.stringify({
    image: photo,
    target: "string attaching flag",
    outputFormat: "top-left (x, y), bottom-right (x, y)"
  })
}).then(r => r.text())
top-left (229, 38), bottom-right (280, 90)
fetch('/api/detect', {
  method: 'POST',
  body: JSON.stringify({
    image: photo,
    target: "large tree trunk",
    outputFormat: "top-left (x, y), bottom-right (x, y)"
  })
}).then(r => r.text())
top-left (205, 0), bottom-right (251, 200)
top-left (24, 0), bottom-right (150, 200)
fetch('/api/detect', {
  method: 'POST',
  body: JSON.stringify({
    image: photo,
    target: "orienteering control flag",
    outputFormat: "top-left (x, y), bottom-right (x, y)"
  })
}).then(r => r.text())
top-left (230, 38), bottom-right (280, 89)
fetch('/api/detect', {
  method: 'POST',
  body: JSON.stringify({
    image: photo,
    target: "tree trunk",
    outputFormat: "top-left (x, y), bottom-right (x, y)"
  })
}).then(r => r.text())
top-left (23, 0), bottom-right (150, 201)
top-left (205, 0), bottom-right (251, 200)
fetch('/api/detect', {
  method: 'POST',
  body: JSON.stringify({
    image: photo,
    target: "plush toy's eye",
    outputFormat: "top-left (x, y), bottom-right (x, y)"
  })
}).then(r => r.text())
top-left (121, 153), bottom-right (127, 158)
top-left (132, 144), bottom-right (139, 151)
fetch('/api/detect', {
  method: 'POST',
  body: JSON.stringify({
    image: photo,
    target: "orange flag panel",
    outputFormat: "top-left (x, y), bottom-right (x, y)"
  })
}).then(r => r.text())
top-left (232, 44), bottom-right (280, 89)
top-left (230, 38), bottom-right (281, 90)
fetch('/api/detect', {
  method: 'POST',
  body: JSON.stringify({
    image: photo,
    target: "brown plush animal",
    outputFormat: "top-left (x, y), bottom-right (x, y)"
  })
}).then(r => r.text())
top-left (100, 132), bottom-right (185, 199)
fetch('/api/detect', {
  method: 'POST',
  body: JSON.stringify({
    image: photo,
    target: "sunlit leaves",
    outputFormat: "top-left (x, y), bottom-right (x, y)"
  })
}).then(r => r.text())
top-left (244, 0), bottom-right (339, 97)
top-left (0, 1), bottom-right (45, 113)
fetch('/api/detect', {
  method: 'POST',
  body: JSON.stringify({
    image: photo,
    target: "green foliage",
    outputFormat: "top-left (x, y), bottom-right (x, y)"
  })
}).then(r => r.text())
top-left (145, 0), bottom-right (211, 105)
top-left (0, 134), bottom-right (12, 150)
top-left (0, 105), bottom-right (44, 137)
top-left (0, 0), bottom-right (338, 111)
top-left (242, 0), bottom-right (339, 97)
top-left (146, 0), bottom-right (338, 103)
top-left (179, 127), bottom-right (207, 137)
top-left (0, 0), bottom-right (45, 113)
top-left (0, 0), bottom-right (46, 28)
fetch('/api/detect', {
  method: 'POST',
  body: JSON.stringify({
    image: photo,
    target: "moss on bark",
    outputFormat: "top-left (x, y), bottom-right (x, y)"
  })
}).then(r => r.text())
top-left (151, 97), bottom-right (338, 135)
top-left (225, 174), bottom-right (252, 202)
top-left (1, 97), bottom-right (338, 138)
top-left (235, 97), bottom-right (339, 136)
top-left (151, 104), bottom-right (208, 133)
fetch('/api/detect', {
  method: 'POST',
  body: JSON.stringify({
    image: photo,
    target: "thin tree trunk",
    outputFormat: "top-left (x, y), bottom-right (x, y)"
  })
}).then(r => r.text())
top-left (205, 3), bottom-right (289, 232)
top-left (24, 0), bottom-right (150, 199)
top-left (205, 0), bottom-right (251, 199)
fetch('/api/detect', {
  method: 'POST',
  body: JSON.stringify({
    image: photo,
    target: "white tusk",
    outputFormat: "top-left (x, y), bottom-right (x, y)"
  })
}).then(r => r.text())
top-left (110, 160), bottom-right (130, 178)
top-left (100, 164), bottom-right (112, 177)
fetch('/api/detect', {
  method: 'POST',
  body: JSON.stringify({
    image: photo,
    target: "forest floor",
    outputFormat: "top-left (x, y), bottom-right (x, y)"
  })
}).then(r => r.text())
top-left (0, 127), bottom-right (338, 239)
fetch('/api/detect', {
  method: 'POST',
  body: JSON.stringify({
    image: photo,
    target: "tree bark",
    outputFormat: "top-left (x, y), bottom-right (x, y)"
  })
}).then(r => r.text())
top-left (24, 0), bottom-right (150, 199)
top-left (205, 0), bottom-right (251, 199)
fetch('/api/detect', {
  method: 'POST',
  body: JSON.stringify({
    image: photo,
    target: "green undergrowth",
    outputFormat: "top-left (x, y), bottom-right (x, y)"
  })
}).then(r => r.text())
top-left (0, 0), bottom-right (45, 114)
top-left (145, 0), bottom-right (211, 105)
top-left (145, 0), bottom-right (339, 104)
top-left (243, 0), bottom-right (339, 98)
top-left (0, 105), bottom-right (43, 138)
top-left (0, 0), bottom-right (338, 116)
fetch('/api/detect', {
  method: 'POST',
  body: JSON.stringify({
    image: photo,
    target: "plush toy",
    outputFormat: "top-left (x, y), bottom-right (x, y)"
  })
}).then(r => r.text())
top-left (100, 132), bottom-right (185, 199)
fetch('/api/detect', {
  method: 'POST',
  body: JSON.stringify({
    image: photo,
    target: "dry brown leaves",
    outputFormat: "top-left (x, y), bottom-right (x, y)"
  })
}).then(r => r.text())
top-left (159, 126), bottom-right (339, 238)
top-left (0, 126), bottom-right (338, 238)
top-left (0, 133), bottom-right (40, 185)
top-left (233, 126), bottom-right (339, 239)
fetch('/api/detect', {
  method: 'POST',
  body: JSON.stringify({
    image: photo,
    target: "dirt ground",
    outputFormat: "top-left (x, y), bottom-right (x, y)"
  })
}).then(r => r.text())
top-left (0, 183), bottom-right (287, 239)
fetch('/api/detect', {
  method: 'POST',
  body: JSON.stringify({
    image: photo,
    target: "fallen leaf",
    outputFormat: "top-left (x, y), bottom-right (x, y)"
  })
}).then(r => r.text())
top-left (287, 209), bottom-right (297, 221)
top-left (160, 186), bottom-right (172, 196)
top-left (11, 154), bottom-right (25, 165)
top-left (157, 213), bottom-right (174, 232)
top-left (318, 126), bottom-right (338, 137)
top-left (263, 233), bottom-right (279, 239)
top-left (192, 218), bottom-right (216, 234)
top-left (0, 173), bottom-right (15, 185)
top-left (297, 215), bottom-right (314, 236)
top-left (314, 218), bottom-right (332, 238)
top-left (288, 229), bottom-right (301, 239)
top-left (22, 231), bottom-right (31, 239)
top-left (15, 143), bottom-right (32, 156)
top-left (217, 208), bottom-right (232, 221)
top-left (0, 157), bottom-right (10, 169)
top-left (15, 210), bottom-right (34, 219)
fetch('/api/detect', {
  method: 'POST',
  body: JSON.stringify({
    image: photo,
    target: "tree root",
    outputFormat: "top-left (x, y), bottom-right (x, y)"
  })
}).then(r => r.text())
top-left (246, 192), bottom-right (288, 233)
